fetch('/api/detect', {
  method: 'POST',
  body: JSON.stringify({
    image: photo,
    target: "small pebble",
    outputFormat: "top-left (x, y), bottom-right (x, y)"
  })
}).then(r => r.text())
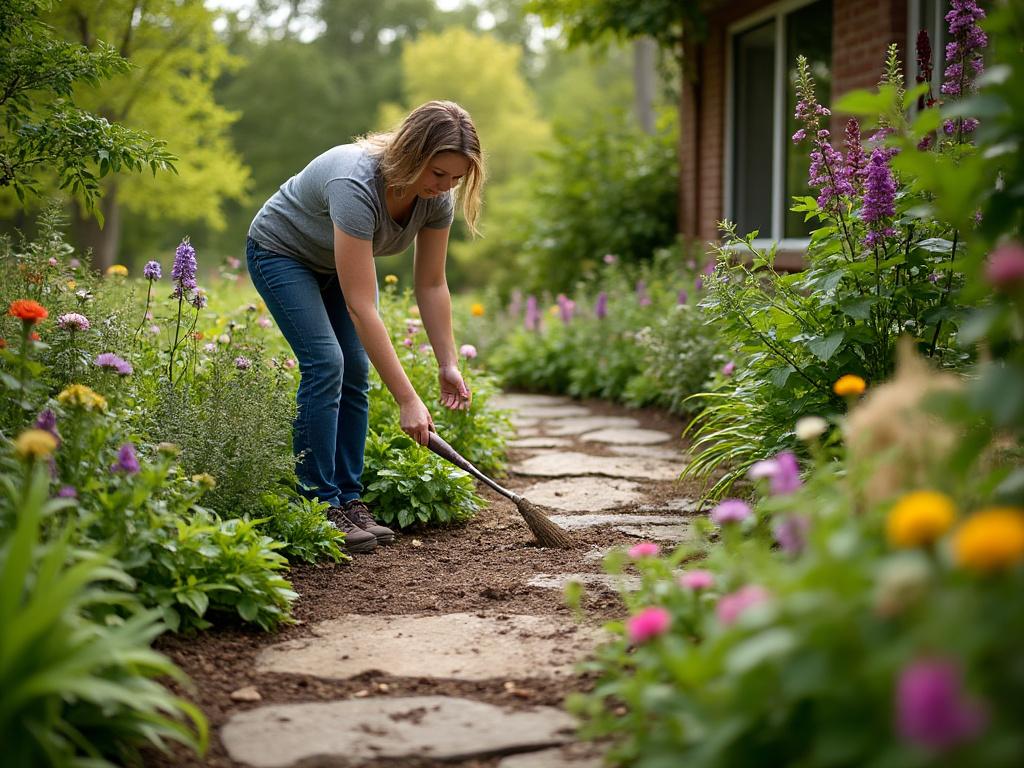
top-left (353, 689), bottom-right (370, 698)
top-left (229, 686), bottom-right (262, 702)
top-left (377, 683), bottom-right (390, 692)
top-left (411, 539), bottom-right (423, 547)
top-left (503, 681), bottom-right (516, 690)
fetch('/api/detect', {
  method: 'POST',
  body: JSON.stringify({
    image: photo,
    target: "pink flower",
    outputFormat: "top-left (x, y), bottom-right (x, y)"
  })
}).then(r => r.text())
top-left (283, 358), bottom-right (296, 369)
top-left (709, 498), bottom-right (752, 525)
top-left (678, 569), bottom-right (715, 590)
top-left (460, 344), bottom-right (478, 359)
top-left (984, 241), bottom-right (1024, 291)
top-left (403, 337), bottom-right (414, 347)
top-left (603, 253), bottom-right (618, 264)
top-left (896, 658), bottom-right (987, 750)
top-left (721, 361), bottom-right (735, 376)
top-left (748, 451), bottom-right (802, 495)
top-left (628, 542), bottom-right (660, 558)
top-left (419, 344), bottom-right (432, 353)
top-left (625, 606), bottom-right (672, 644)
top-left (258, 316), bottom-right (273, 328)
top-left (716, 585), bottom-right (771, 626)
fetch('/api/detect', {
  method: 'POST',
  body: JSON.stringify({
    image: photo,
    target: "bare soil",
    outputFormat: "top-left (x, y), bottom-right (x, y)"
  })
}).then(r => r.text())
top-left (147, 397), bottom-right (698, 768)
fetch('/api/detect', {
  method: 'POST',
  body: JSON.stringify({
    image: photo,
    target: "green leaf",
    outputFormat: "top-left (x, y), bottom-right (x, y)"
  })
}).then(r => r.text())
top-left (806, 330), bottom-right (845, 362)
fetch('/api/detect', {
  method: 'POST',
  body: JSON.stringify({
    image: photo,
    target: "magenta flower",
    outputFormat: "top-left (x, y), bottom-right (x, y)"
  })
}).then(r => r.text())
top-left (748, 451), bottom-right (802, 495)
top-left (896, 659), bottom-right (987, 750)
top-left (57, 312), bottom-right (90, 331)
top-left (678, 569), bottom-right (715, 590)
top-left (234, 356), bottom-right (251, 370)
top-left (35, 409), bottom-right (60, 446)
top-left (677, 289), bottom-right (688, 305)
top-left (773, 514), bottom-right (811, 555)
top-left (841, 118), bottom-right (868, 194)
top-left (625, 606), bottom-right (672, 644)
top-left (459, 344), bottom-right (478, 359)
top-left (525, 295), bottom-right (540, 332)
top-left (716, 585), bottom-right (770, 626)
top-left (984, 241), bottom-right (1024, 292)
top-left (143, 260), bottom-right (162, 280)
top-left (709, 498), bottom-right (752, 525)
top-left (721, 361), bottom-right (735, 376)
top-left (861, 147), bottom-right (898, 246)
top-left (57, 485), bottom-right (78, 498)
top-left (941, 0), bottom-right (987, 99)
top-left (111, 443), bottom-right (141, 475)
top-left (94, 352), bottom-right (133, 376)
top-left (628, 542), bottom-right (660, 558)
top-left (402, 337), bottom-right (414, 347)
top-left (557, 294), bottom-right (575, 325)
top-left (595, 291), bottom-right (608, 319)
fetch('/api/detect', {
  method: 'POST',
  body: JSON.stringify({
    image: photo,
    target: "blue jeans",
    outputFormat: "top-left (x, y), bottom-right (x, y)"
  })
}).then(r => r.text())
top-left (246, 237), bottom-right (370, 507)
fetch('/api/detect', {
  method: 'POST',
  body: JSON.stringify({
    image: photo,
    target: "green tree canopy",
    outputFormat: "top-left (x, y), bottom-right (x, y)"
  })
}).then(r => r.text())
top-left (0, 0), bottom-right (175, 220)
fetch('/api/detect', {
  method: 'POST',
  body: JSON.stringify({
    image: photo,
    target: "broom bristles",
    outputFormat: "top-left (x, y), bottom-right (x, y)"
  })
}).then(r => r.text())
top-left (515, 497), bottom-right (577, 549)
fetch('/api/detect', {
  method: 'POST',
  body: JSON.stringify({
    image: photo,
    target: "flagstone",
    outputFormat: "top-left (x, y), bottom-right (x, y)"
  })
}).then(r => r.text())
top-left (546, 513), bottom-right (687, 531)
top-left (490, 393), bottom-right (572, 409)
top-left (221, 695), bottom-right (576, 768)
top-left (510, 436), bottom-right (575, 449)
top-left (255, 613), bottom-right (605, 682)
top-left (512, 452), bottom-right (681, 482)
top-left (607, 444), bottom-right (683, 460)
top-left (543, 416), bottom-right (640, 436)
top-left (578, 427), bottom-right (673, 445)
top-left (514, 405), bottom-right (594, 419)
top-left (519, 477), bottom-right (644, 511)
top-left (527, 573), bottom-right (642, 592)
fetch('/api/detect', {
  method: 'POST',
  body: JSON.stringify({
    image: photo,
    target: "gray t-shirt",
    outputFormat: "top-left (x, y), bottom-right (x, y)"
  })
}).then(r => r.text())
top-left (248, 144), bottom-right (455, 273)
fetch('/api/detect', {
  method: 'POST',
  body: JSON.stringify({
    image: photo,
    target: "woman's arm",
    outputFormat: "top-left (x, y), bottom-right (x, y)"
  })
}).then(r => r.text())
top-left (334, 224), bottom-right (434, 444)
top-left (414, 225), bottom-right (471, 410)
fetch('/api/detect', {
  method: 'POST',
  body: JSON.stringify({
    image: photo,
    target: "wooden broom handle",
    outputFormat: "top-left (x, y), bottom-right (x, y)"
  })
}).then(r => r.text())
top-left (426, 432), bottom-right (518, 502)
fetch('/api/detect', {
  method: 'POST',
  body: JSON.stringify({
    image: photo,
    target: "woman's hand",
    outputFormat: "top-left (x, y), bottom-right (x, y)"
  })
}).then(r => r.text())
top-left (439, 364), bottom-right (471, 411)
top-left (399, 395), bottom-right (435, 446)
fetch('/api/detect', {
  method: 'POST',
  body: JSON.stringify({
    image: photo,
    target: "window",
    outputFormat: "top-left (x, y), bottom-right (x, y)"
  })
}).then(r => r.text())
top-left (726, 0), bottom-right (833, 245)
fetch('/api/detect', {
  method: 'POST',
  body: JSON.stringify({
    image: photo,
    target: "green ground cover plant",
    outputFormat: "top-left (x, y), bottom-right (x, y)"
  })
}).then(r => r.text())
top-left (571, 2), bottom-right (1024, 765)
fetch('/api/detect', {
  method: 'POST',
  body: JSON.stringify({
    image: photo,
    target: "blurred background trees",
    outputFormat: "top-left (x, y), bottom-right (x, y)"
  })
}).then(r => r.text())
top-left (0, 0), bottom-right (685, 293)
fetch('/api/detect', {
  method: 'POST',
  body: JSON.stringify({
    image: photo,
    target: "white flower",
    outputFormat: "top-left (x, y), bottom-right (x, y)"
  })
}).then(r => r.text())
top-left (794, 415), bottom-right (829, 442)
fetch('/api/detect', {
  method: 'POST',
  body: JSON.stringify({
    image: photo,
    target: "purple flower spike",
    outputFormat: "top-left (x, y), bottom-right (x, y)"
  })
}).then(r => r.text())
top-left (896, 658), bottom-right (987, 750)
top-left (143, 261), bottom-right (162, 280)
top-left (861, 147), bottom-right (898, 246)
top-left (111, 443), bottom-right (141, 475)
top-left (595, 291), bottom-right (608, 319)
top-left (171, 238), bottom-right (198, 297)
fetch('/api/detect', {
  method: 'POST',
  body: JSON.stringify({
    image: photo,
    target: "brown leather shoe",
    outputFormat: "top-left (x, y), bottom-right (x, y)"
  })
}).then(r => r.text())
top-left (343, 500), bottom-right (395, 545)
top-left (325, 506), bottom-right (377, 554)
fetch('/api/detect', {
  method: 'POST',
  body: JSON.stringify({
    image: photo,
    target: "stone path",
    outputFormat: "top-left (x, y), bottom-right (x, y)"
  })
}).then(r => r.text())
top-left (221, 393), bottom-right (698, 768)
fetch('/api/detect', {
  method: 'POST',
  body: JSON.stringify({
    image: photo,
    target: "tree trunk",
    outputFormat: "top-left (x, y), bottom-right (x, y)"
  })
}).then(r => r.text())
top-left (633, 37), bottom-right (657, 135)
top-left (71, 183), bottom-right (121, 273)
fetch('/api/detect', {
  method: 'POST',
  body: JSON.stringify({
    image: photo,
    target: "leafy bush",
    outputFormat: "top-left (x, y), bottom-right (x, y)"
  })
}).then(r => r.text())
top-left (0, 463), bottom-right (206, 767)
top-left (257, 491), bottom-right (346, 565)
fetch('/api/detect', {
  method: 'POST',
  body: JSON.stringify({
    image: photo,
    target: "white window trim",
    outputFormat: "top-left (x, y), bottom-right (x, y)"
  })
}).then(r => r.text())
top-left (723, 0), bottom-right (823, 252)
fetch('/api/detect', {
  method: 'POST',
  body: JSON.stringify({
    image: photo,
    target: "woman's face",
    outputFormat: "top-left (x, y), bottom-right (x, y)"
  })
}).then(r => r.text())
top-left (411, 152), bottom-right (471, 199)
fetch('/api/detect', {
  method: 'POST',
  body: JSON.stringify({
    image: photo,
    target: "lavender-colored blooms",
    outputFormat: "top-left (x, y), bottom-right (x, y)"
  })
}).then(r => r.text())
top-left (595, 291), bottom-right (608, 319)
top-left (525, 295), bottom-right (540, 332)
top-left (557, 294), bottom-right (575, 325)
top-left (58, 485), bottom-right (78, 498)
top-left (896, 659), bottom-right (987, 750)
top-left (603, 253), bottom-right (618, 264)
top-left (748, 451), bottom-right (802, 495)
top-left (710, 498), bottom-right (752, 525)
top-left (721, 361), bottom-right (735, 376)
top-left (861, 147), bottom-right (898, 246)
top-left (111, 443), bottom-right (141, 475)
top-left (234, 356), bottom-right (251, 370)
top-left (677, 289), bottom-right (688, 305)
top-left (508, 290), bottom-right (523, 318)
top-left (143, 260), bottom-right (162, 280)
top-left (695, 275), bottom-right (703, 292)
top-left (94, 352), bottom-right (133, 376)
top-left (35, 410), bottom-right (60, 446)
top-left (773, 514), bottom-right (811, 555)
top-left (57, 312), bottom-right (90, 331)
top-left (171, 239), bottom-right (198, 296)
top-left (842, 118), bottom-right (868, 193)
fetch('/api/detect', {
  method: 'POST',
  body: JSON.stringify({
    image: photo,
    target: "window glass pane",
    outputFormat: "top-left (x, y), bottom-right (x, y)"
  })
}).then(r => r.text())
top-left (732, 20), bottom-right (776, 238)
top-left (784, 0), bottom-right (833, 238)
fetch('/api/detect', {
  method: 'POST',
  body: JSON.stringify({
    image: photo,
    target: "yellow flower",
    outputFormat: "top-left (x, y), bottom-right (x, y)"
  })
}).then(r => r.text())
top-left (886, 490), bottom-right (956, 548)
top-left (191, 473), bottom-right (217, 490)
top-left (470, 302), bottom-right (485, 316)
top-left (953, 507), bottom-right (1024, 573)
top-left (833, 374), bottom-right (867, 396)
top-left (106, 264), bottom-right (129, 277)
top-left (13, 429), bottom-right (57, 460)
top-left (67, 280), bottom-right (76, 290)
top-left (385, 274), bottom-right (399, 285)
top-left (56, 384), bottom-right (107, 412)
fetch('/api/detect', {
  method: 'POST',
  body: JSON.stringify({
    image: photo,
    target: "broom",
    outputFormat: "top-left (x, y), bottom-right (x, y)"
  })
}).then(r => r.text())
top-left (427, 431), bottom-right (576, 549)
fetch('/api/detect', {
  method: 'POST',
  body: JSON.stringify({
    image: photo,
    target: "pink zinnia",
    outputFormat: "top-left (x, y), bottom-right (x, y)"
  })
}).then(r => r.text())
top-left (716, 585), bottom-right (770, 626)
top-left (625, 606), bottom-right (672, 644)
top-left (460, 344), bottom-right (477, 359)
top-left (628, 542), bottom-right (660, 558)
top-left (984, 241), bottom-right (1024, 292)
top-left (678, 569), bottom-right (715, 590)
top-left (710, 498), bottom-right (752, 525)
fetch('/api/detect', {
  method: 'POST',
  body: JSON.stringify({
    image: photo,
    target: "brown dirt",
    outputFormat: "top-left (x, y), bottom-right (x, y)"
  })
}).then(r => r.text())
top-left (146, 397), bottom-right (699, 768)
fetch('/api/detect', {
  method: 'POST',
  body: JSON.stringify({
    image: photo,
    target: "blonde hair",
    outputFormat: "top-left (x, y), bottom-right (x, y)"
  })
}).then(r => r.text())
top-left (357, 101), bottom-right (486, 237)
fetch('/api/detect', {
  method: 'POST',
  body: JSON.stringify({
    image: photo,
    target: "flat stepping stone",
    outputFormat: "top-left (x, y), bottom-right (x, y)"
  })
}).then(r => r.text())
top-left (579, 427), bottom-right (673, 445)
top-left (513, 452), bottom-right (680, 482)
top-left (520, 477), bottom-right (644, 512)
top-left (607, 444), bottom-right (683, 460)
top-left (256, 613), bottom-right (604, 682)
top-left (497, 748), bottom-right (605, 768)
top-left (638, 497), bottom-right (703, 514)
top-left (613, 522), bottom-right (695, 543)
top-left (514, 405), bottom-right (593, 419)
top-left (221, 695), bottom-right (576, 768)
top-left (510, 436), bottom-right (575, 449)
top-left (546, 513), bottom-right (686, 531)
top-left (491, 393), bottom-right (571, 409)
top-left (543, 416), bottom-right (640, 436)
top-left (510, 416), bottom-right (540, 428)
top-left (528, 573), bottom-right (642, 592)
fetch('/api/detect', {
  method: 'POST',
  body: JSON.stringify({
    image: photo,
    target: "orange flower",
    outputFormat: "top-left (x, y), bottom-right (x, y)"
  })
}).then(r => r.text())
top-left (470, 302), bottom-right (485, 316)
top-left (8, 300), bottom-right (48, 324)
top-left (953, 507), bottom-right (1024, 574)
top-left (833, 374), bottom-right (866, 396)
